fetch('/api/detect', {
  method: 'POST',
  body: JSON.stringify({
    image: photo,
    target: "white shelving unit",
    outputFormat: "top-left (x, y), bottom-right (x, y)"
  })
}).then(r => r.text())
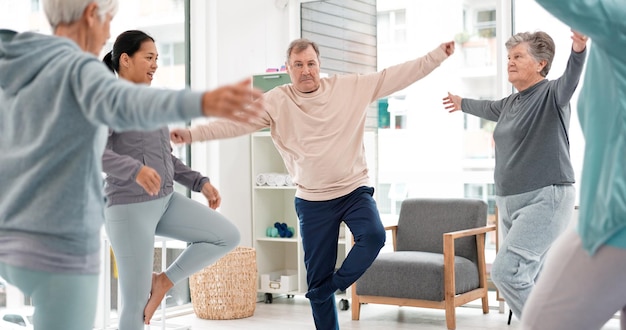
top-left (251, 131), bottom-right (301, 297)
top-left (251, 131), bottom-right (352, 304)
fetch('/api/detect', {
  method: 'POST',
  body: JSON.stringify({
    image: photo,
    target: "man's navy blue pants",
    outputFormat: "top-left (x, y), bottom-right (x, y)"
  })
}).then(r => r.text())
top-left (295, 186), bottom-right (386, 329)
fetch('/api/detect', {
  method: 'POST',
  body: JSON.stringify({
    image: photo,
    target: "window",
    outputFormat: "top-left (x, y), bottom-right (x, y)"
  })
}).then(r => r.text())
top-left (30, 0), bottom-right (39, 12)
top-left (475, 9), bottom-right (496, 38)
top-left (376, 1), bottom-right (498, 222)
top-left (376, 0), bottom-right (500, 301)
top-left (159, 42), bottom-right (186, 67)
top-left (465, 183), bottom-right (496, 217)
top-left (375, 0), bottom-right (585, 308)
top-left (378, 96), bottom-right (408, 129)
top-left (459, 6), bottom-right (498, 68)
top-left (377, 9), bottom-right (406, 45)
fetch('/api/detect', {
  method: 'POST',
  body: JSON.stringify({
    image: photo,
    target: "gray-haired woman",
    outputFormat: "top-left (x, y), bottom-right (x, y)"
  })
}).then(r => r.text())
top-left (0, 1), bottom-right (262, 329)
top-left (442, 30), bottom-right (588, 322)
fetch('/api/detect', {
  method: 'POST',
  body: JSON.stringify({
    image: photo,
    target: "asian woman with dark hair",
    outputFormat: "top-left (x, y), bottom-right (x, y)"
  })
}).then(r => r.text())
top-left (101, 30), bottom-right (240, 329)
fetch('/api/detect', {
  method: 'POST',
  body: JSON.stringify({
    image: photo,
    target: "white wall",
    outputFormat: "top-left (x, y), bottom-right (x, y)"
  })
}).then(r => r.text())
top-left (188, 0), bottom-right (295, 246)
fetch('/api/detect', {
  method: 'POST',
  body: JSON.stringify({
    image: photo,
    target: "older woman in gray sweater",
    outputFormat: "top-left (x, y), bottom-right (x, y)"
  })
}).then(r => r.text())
top-left (0, 1), bottom-right (261, 329)
top-left (443, 30), bottom-right (587, 321)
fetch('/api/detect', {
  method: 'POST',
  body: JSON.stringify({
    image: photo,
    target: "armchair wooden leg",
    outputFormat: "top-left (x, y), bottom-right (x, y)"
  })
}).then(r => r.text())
top-left (351, 283), bottom-right (361, 320)
top-left (482, 292), bottom-right (489, 314)
top-left (445, 300), bottom-right (456, 330)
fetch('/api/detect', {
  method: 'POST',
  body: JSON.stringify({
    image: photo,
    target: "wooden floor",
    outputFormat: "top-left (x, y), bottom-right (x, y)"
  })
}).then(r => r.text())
top-left (154, 294), bottom-right (622, 330)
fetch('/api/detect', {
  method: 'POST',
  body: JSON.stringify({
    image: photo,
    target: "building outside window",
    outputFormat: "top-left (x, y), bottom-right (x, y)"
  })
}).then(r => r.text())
top-left (475, 9), bottom-right (496, 38)
top-left (377, 9), bottom-right (407, 45)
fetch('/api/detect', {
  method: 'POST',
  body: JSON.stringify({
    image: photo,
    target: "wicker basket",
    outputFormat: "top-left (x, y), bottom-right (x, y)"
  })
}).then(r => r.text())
top-left (189, 246), bottom-right (258, 320)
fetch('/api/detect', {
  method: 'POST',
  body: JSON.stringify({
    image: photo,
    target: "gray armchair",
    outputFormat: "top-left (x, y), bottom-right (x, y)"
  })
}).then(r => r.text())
top-left (352, 198), bottom-right (496, 330)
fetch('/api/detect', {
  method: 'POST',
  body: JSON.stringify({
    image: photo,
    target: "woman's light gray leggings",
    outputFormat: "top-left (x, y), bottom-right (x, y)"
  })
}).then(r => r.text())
top-left (0, 262), bottom-right (98, 330)
top-left (492, 184), bottom-right (575, 320)
top-left (104, 192), bottom-right (240, 330)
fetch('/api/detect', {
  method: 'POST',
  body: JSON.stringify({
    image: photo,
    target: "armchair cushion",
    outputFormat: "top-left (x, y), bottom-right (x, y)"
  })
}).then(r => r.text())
top-left (396, 199), bottom-right (487, 264)
top-left (356, 251), bottom-right (479, 301)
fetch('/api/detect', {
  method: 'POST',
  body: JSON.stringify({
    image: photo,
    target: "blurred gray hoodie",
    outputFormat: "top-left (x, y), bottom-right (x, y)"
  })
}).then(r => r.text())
top-left (0, 31), bottom-right (203, 274)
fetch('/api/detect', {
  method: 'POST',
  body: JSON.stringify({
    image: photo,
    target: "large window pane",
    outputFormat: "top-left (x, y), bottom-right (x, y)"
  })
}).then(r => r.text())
top-left (376, 0), bottom-right (500, 297)
top-left (376, 0), bottom-right (498, 223)
top-left (375, 0), bottom-right (586, 308)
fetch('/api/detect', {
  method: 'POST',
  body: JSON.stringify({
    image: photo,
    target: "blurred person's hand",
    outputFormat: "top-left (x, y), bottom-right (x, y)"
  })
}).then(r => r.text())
top-left (202, 78), bottom-right (264, 123)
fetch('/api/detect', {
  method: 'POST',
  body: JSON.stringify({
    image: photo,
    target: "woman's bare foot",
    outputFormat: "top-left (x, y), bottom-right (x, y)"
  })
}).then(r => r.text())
top-left (143, 272), bottom-right (174, 325)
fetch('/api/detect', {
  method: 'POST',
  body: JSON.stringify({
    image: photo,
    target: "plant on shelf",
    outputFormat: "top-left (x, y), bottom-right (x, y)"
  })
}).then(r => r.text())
top-left (454, 31), bottom-right (470, 45)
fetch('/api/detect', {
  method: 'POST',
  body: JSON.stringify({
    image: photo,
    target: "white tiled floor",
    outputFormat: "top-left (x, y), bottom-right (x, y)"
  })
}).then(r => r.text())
top-left (159, 294), bottom-right (622, 330)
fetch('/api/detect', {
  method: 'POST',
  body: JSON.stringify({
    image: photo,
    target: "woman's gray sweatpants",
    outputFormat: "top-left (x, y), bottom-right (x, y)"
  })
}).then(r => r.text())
top-left (492, 184), bottom-right (575, 320)
top-left (104, 192), bottom-right (240, 330)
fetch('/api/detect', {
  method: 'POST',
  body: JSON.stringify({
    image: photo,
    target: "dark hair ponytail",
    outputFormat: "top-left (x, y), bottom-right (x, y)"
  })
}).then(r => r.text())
top-left (102, 51), bottom-right (116, 73)
top-left (102, 30), bottom-right (155, 74)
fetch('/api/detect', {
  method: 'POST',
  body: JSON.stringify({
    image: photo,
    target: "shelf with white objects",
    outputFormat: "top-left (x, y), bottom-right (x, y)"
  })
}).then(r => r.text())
top-left (250, 131), bottom-right (301, 301)
top-left (250, 130), bottom-right (352, 304)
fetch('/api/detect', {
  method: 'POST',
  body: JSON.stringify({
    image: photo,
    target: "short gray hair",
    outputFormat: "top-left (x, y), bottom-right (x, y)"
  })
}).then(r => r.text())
top-left (505, 31), bottom-right (555, 77)
top-left (43, 0), bottom-right (119, 30)
top-left (285, 38), bottom-right (320, 63)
